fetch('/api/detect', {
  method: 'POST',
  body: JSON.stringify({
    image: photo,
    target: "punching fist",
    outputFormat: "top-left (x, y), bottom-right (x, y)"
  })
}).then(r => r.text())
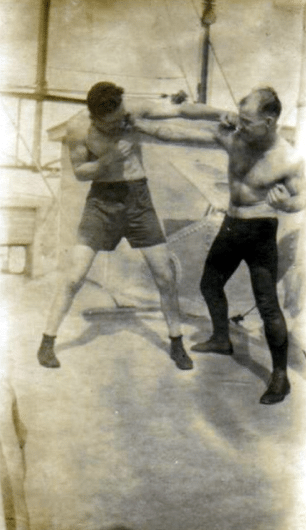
top-left (219, 112), bottom-right (238, 132)
top-left (117, 139), bottom-right (134, 159)
top-left (267, 183), bottom-right (291, 210)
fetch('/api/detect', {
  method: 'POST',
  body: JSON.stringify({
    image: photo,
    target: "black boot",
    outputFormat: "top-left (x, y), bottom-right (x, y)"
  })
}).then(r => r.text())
top-left (191, 335), bottom-right (233, 355)
top-left (170, 336), bottom-right (193, 370)
top-left (37, 334), bottom-right (60, 368)
top-left (260, 369), bottom-right (290, 405)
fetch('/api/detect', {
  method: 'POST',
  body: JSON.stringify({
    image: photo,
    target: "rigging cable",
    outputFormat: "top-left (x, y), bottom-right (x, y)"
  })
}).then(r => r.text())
top-left (209, 41), bottom-right (238, 108)
top-left (188, 0), bottom-right (201, 20)
top-left (188, 0), bottom-right (239, 108)
top-left (163, 0), bottom-right (197, 102)
top-left (47, 65), bottom-right (186, 80)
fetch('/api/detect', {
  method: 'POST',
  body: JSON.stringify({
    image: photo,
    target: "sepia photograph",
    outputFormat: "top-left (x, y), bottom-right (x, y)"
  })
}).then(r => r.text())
top-left (0, 1), bottom-right (306, 529)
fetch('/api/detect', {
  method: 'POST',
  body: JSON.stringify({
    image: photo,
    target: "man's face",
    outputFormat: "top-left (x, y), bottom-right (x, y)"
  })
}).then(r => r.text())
top-left (237, 92), bottom-right (271, 143)
top-left (91, 102), bottom-right (126, 134)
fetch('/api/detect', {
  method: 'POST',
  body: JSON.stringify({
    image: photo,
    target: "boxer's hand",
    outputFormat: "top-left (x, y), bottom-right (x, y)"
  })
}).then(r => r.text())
top-left (267, 183), bottom-right (291, 209)
top-left (121, 113), bottom-right (135, 131)
top-left (219, 112), bottom-right (238, 131)
top-left (117, 139), bottom-right (134, 159)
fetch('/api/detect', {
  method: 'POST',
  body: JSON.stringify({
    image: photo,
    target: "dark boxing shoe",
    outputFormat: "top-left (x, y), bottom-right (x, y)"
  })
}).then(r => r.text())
top-left (37, 335), bottom-right (60, 369)
top-left (260, 370), bottom-right (290, 405)
top-left (170, 336), bottom-right (193, 370)
top-left (191, 336), bottom-right (233, 355)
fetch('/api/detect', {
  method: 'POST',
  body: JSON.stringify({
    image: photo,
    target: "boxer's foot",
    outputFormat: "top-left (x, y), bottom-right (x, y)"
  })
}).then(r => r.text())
top-left (37, 334), bottom-right (60, 368)
top-left (170, 336), bottom-right (193, 370)
top-left (260, 369), bottom-right (290, 405)
top-left (191, 336), bottom-right (233, 355)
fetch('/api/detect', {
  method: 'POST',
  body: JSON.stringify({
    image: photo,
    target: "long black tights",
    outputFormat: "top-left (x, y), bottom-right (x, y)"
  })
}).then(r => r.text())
top-left (200, 215), bottom-right (287, 370)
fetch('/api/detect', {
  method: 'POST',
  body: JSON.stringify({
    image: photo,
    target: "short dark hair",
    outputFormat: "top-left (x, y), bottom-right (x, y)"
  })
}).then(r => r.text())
top-left (87, 82), bottom-right (124, 117)
top-left (240, 87), bottom-right (282, 119)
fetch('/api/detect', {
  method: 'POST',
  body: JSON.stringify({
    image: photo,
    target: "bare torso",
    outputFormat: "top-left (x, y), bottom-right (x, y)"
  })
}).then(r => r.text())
top-left (221, 131), bottom-right (300, 218)
top-left (68, 109), bottom-right (145, 182)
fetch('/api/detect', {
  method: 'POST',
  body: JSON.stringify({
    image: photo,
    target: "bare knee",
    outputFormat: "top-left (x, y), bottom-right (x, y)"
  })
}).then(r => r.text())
top-left (61, 271), bottom-right (86, 298)
top-left (67, 277), bottom-right (85, 297)
top-left (57, 244), bottom-right (95, 298)
top-left (153, 260), bottom-right (176, 294)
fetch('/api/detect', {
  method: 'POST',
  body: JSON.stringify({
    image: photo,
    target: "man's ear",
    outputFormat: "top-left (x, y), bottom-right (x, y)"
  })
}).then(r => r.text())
top-left (265, 116), bottom-right (275, 128)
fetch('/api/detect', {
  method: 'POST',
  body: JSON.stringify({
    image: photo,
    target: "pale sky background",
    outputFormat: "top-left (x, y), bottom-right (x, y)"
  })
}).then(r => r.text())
top-left (0, 0), bottom-right (304, 167)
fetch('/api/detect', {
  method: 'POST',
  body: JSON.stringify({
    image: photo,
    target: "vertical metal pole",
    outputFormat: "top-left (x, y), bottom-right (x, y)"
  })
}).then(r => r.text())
top-left (198, 1), bottom-right (216, 103)
top-left (198, 25), bottom-right (210, 103)
top-left (32, 0), bottom-right (51, 167)
top-left (15, 98), bottom-right (21, 165)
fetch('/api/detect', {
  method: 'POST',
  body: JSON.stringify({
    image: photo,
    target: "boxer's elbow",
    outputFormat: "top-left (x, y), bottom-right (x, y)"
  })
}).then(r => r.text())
top-left (74, 165), bottom-right (94, 181)
top-left (283, 194), bottom-right (306, 213)
top-left (74, 168), bottom-right (89, 181)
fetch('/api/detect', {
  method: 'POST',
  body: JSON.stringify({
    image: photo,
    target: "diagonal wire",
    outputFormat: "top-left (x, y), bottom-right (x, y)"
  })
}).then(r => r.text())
top-left (188, 0), bottom-right (202, 20)
top-left (209, 41), bottom-right (238, 108)
top-left (163, 0), bottom-right (197, 102)
top-left (0, 99), bottom-right (58, 202)
top-left (187, 0), bottom-right (238, 107)
top-left (187, 0), bottom-right (239, 108)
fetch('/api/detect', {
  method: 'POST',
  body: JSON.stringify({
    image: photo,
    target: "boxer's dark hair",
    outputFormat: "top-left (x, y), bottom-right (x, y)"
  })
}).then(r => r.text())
top-left (240, 87), bottom-right (282, 119)
top-left (87, 82), bottom-right (124, 117)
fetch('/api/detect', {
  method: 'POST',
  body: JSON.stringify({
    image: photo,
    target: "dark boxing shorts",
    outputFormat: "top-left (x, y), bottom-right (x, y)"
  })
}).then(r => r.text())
top-left (77, 178), bottom-right (166, 251)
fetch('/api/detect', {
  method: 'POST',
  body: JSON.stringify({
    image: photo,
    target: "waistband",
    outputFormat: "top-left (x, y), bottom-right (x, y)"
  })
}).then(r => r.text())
top-left (90, 177), bottom-right (147, 191)
top-left (225, 214), bottom-right (278, 226)
top-left (227, 201), bottom-right (277, 220)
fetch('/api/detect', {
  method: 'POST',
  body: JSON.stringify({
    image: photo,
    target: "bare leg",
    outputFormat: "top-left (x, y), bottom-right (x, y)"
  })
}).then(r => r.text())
top-left (38, 244), bottom-right (97, 368)
top-left (141, 244), bottom-right (181, 336)
top-left (45, 245), bottom-right (97, 336)
top-left (141, 244), bottom-right (193, 370)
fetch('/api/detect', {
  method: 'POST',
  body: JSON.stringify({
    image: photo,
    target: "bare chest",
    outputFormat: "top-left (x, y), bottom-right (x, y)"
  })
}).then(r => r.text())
top-left (229, 143), bottom-right (285, 190)
top-left (86, 125), bottom-right (116, 158)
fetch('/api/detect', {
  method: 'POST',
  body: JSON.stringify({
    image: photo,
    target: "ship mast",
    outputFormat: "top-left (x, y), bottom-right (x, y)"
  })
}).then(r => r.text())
top-left (198, 0), bottom-right (216, 103)
top-left (32, 0), bottom-right (51, 167)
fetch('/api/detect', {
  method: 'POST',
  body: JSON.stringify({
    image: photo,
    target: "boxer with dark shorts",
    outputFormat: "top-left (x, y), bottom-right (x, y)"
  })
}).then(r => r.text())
top-left (37, 82), bottom-right (193, 372)
top-left (78, 179), bottom-right (166, 251)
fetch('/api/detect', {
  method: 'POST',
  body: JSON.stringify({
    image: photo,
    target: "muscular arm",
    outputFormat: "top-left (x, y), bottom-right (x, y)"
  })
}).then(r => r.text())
top-left (66, 113), bottom-right (126, 181)
top-left (66, 118), bottom-right (111, 181)
top-left (175, 103), bottom-right (228, 121)
top-left (68, 141), bottom-right (115, 182)
top-left (127, 98), bottom-right (227, 121)
top-left (135, 118), bottom-right (219, 146)
top-left (67, 119), bottom-right (132, 182)
top-left (267, 160), bottom-right (306, 213)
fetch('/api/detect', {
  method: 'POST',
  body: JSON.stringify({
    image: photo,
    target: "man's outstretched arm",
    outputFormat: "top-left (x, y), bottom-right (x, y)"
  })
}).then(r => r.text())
top-left (128, 98), bottom-right (230, 121)
top-left (135, 118), bottom-right (219, 146)
top-left (173, 103), bottom-right (228, 121)
top-left (145, 103), bottom-right (226, 121)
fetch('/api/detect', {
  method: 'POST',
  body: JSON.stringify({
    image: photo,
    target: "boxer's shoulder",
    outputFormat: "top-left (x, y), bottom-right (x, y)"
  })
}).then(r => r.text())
top-left (66, 110), bottom-right (91, 146)
top-left (67, 109), bottom-right (90, 142)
